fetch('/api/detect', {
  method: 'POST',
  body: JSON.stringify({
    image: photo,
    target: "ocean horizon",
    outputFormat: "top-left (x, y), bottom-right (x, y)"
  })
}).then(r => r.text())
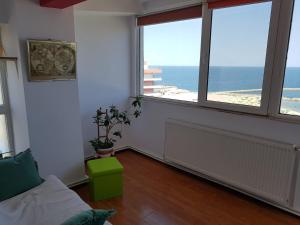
top-left (152, 65), bottom-right (300, 92)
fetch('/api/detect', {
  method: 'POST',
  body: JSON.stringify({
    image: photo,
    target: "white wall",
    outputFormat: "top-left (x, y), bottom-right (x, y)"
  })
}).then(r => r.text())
top-left (6, 60), bottom-right (30, 152)
top-left (4, 0), bottom-right (86, 185)
top-left (75, 13), bottom-right (132, 157)
top-left (0, 0), bottom-right (13, 23)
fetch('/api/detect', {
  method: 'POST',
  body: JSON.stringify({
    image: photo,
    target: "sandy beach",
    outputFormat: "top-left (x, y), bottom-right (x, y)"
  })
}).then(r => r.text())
top-left (145, 86), bottom-right (300, 116)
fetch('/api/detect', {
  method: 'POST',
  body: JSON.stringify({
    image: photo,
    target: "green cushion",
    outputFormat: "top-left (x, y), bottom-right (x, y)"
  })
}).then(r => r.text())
top-left (87, 157), bottom-right (123, 177)
top-left (0, 149), bottom-right (43, 201)
top-left (61, 209), bottom-right (115, 225)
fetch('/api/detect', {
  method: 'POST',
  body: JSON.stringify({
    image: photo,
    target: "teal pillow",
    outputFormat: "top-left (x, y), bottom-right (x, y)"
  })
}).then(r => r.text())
top-left (61, 209), bottom-right (116, 225)
top-left (0, 149), bottom-right (43, 201)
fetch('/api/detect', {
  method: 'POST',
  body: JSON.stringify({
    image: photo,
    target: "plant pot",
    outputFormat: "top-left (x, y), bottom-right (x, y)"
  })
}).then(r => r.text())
top-left (95, 147), bottom-right (114, 158)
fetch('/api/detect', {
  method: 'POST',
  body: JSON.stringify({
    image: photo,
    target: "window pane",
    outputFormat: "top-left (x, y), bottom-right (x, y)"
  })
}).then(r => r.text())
top-left (143, 19), bottom-right (202, 102)
top-left (0, 62), bottom-right (6, 105)
top-left (0, 115), bottom-right (9, 153)
top-left (280, 0), bottom-right (300, 116)
top-left (207, 2), bottom-right (272, 107)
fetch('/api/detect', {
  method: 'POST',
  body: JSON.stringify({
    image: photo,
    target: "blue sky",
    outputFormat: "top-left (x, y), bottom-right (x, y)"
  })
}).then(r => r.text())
top-left (286, 0), bottom-right (300, 67)
top-left (144, 2), bottom-right (300, 67)
top-left (144, 18), bottom-right (202, 66)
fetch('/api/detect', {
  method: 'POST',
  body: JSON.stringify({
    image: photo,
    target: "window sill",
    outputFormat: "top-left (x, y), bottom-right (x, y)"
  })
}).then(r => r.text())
top-left (130, 95), bottom-right (300, 125)
top-left (139, 95), bottom-right (199, 108)
top-left (0, 57), bottom-right (18, 61)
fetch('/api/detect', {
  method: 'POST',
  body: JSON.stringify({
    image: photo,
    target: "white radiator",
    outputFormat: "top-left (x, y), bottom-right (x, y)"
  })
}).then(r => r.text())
top-left (164, 119), bottom-right (297, 206)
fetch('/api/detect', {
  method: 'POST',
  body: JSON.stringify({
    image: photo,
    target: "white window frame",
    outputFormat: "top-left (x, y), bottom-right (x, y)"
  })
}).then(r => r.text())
top-left (268, 0), bottom-right (299, 121)
top-left (137, 0), bottom-right (300, 123)
top-left (138, 27), bottom-right (144, 96)
top-left (137, 10), bottom-right (203, 103)
top-left (199, 1), bottom-right (281, 115)
top-left (0, 59), bottom-right (15, 154)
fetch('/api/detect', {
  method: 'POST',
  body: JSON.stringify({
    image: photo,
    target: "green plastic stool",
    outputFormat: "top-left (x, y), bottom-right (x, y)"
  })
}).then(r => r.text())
top-left (87, 157), bottom-right (124, 201)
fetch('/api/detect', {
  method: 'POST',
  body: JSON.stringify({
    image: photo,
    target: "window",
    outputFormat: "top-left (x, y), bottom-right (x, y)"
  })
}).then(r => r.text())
top-left (0, 60), bottom-right (14, 154)
top-left (139, 6), bottom-right (202, 102)
top-left (137, 0), bottom-right (300, 121)
top-left (280, 0), bottom-right (300, 116)
top-left (206, 2), bottom-right (272, 108)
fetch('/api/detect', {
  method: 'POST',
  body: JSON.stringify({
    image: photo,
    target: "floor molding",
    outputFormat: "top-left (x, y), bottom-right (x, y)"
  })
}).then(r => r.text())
top-left (127, 146), bottom-right (164, 162)
top-left (67, 175), bottom-right (89, 188)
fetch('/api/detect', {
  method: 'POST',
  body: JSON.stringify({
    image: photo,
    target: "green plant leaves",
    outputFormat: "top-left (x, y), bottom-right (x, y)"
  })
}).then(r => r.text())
top-left (89, 96), bottom-right (143, 150)
top-left (134, 110), bottom-right (141, 118)
top-left (89, 138), bottom-right (114, 150)
top-left (132, 96), bottom-right (142, 107)
top-left (113, 131), bottom-right (122, 138)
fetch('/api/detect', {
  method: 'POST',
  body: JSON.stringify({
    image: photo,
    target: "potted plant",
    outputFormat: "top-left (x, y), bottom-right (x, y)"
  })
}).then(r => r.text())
top-left (89, 97), bottom-right (142, 157)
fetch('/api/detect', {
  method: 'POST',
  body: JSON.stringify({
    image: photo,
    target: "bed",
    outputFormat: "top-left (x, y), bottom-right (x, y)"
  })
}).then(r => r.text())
top-left (0, 175), bottom-right (112, 225)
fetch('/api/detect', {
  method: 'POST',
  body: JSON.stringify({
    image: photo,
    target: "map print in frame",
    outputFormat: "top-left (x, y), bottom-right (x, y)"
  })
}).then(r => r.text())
top-left (27, 40), bottom-right (76, 81)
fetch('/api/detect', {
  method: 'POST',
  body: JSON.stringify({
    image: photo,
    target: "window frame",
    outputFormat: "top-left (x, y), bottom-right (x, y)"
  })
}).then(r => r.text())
top-left (138, 13), bottom-right (203, 102)
top-left (0, 60), bottom-right (15, 154)
top-left (268, 0), bottom-right (299, 121)
top-left (137, 27), bottom-right (144, 96)
top-left (137, 0), bottom-right (300, 123)
top-left (199, 1), bottom-right (280, 115)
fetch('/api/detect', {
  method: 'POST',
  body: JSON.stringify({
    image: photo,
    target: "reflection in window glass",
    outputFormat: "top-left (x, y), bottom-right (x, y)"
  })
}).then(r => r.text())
top-left (143, 19), bottom-right (202, 102)
top-left (207, 2), bottom-right (272, 107)
top-left (280, 0), bottom-right (300, 116)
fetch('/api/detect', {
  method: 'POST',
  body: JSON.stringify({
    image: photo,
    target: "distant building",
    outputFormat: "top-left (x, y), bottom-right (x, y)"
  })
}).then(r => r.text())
top-left (144, 62), bottom-right (162, 96)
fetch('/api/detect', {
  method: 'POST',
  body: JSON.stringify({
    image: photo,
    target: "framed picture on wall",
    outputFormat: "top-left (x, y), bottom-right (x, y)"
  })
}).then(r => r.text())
top-left (27, 39), bottom-right (76, 81)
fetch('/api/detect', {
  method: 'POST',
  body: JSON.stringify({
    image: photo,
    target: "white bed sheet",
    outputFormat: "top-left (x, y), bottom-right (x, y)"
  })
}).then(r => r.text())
top-left (0, 175), bottom-right (111, 225)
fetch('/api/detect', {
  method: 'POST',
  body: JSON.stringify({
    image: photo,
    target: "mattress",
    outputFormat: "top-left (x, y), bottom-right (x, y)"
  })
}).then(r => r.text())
top-left (0, 175), bottom-right (112, 225)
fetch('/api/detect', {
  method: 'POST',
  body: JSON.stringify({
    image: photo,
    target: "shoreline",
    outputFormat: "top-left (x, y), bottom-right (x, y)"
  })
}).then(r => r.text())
top-left (145, 86), bottom-right (300, 116)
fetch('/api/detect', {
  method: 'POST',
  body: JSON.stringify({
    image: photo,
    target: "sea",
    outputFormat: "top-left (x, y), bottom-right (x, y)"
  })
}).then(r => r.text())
top-left (152, 66), bottom-right (300, 113)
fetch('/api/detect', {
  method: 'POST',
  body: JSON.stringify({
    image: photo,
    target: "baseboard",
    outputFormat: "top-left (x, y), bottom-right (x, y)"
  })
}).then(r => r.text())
top-left (128, 146), bottom-right (164, 162)
top-left (67, 175), bottom-right (89, 188)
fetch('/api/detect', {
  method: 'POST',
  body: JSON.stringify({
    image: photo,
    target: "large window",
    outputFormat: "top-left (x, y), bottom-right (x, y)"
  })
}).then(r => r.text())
top-left (139, 6), bottom-right (202, 102)
top-left (137, 0), bottom-right (300, 121)
top-left (280, 0), bottom-right (300, 116)
top-left (207, 2), bottom-right (272, 107)
top-left (0, 60), bottom-right (14, 155)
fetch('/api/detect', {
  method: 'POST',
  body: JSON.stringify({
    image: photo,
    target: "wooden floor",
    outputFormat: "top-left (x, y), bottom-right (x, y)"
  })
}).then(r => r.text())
top-left (73, 150), bottom-right (300, 225)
